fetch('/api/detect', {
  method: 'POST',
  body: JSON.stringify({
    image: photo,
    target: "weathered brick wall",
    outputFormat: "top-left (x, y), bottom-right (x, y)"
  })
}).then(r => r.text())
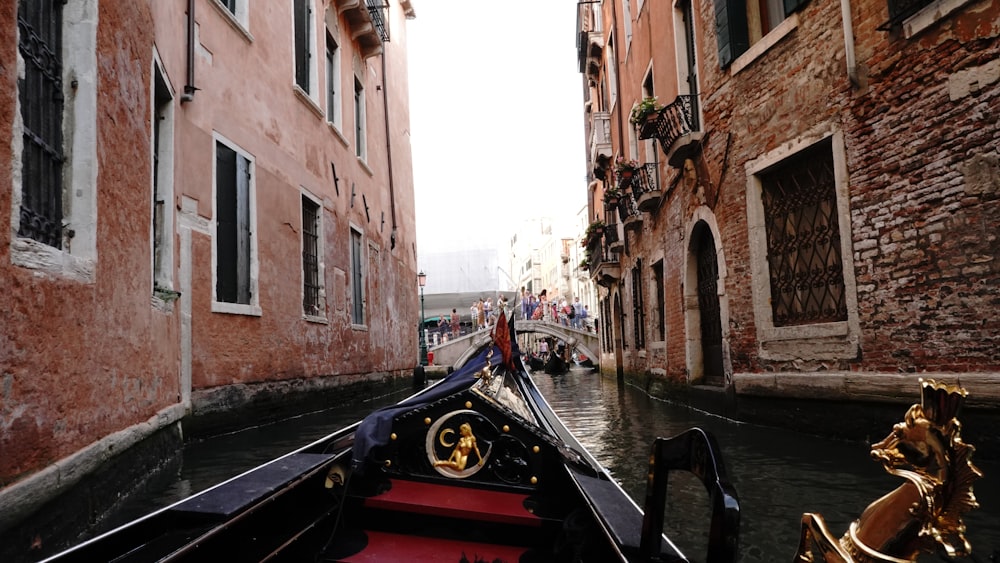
top-left (845, 0), bottom-right (1000, 371)
top-left (0, 4), bottom-right (175, 484)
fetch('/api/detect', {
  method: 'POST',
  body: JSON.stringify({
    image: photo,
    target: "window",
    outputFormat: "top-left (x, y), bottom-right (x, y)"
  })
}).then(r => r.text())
top-left (354, 78), bottom-right (367, 160)
top-left (676, 0), bottom-right (701, 128)
top-left (302, 194), bottom-right (322, 316)
top-left (293, 0), bottom-right (315, 94)
top-left (17, 0), bottom-right (65, 248)
top-left (653, 260), bottom-right (665, 341)
top-left (713, 0), bottom-right (808, 67)
top-left (606, 36), bottom-right (619, 110)
top-left (622, 0), bottom-right (634, 46)
top-left (13, 0), bottom-right (97, 278)
top-left (216, 0), bottom-right (249, 29)
top-left (759, 139), bottom-right (846, 326)
top-left (215, 139), bottom-right (256, 308)
top-left (152, 58), bottom-right (176, 295)
top-left (349, 227), bottom-right (365, 325)
top-left (631, 260), bottom-right (646, 349)
top-left (325, 31), bottom-right (341, 129)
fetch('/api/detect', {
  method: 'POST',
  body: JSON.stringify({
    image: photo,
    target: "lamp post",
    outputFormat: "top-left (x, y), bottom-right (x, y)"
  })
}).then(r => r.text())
top-left (418, 270), bottom-right (427, 366)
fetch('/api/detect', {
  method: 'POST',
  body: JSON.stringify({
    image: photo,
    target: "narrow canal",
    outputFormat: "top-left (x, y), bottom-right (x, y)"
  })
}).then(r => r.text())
top-left (100, 368), bottom-right (999, 562)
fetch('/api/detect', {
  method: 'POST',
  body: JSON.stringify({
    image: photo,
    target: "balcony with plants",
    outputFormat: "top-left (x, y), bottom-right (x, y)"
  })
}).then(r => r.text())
top-left (636, 94), bottom-right (702, 168)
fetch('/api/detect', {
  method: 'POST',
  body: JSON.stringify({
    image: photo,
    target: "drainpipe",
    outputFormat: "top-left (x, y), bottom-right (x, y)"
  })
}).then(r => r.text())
top-left (181, 0), bottom-right (197, 103)
top-left (840, 0), bottom-right (859, 87)
top-left (380, 53), bottom-right (398, 249)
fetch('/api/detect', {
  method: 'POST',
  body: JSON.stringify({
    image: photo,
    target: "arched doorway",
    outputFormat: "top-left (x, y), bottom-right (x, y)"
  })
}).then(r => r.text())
top-left (690, 221), bottom-right (724, 385)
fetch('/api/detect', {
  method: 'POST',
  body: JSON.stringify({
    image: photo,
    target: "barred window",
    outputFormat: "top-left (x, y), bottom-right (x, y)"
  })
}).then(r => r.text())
top-left (760, 139), bottom-right (847, 326)
top-left (302, 196), bottom-right (321, 316)
top-left (631, 260), bottom-right (646, 349)
top-left (17, 0), bottom-right (65, 248)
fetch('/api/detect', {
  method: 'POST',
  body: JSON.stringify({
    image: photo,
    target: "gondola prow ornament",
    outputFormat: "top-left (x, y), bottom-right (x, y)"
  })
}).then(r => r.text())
top-left (796, 379), bottom-right (983, 562)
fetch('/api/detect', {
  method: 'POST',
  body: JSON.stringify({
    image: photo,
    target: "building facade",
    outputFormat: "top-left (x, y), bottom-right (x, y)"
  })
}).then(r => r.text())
top-left (1, 0), bottom-right (418, 547)
top-left (577, 0), bottom-right (998, 430)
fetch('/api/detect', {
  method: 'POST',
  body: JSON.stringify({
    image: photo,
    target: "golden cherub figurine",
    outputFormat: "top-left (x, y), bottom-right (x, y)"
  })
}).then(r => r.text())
top-left (434, 422), bottom-right (484, 471)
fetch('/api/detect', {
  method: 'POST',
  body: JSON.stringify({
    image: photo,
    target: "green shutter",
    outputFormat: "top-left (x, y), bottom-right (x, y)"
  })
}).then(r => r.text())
top-left (714, 0), bottom-right (749, 68)
top-left (784, 0), bottom-right (809, 16)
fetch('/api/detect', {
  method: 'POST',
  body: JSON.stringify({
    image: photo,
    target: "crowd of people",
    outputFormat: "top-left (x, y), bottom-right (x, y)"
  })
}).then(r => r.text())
top-left (519, 288), bottom-right (591, 331)
top-left (431, 289), bottom-right (593, 347)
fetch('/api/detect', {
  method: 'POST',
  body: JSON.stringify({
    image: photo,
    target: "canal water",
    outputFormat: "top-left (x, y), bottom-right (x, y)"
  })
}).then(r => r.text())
top-left (100, 368), bottom-right (999, 562)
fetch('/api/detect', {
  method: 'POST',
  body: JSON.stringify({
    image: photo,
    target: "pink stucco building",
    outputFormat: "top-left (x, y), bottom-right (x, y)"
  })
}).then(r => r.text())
top-left (1, 0), bottom-right (419, 549)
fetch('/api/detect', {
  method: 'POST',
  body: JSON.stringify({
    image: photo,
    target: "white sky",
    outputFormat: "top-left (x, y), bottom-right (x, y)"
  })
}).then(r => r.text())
top-left (407, 1), bottom-right (587, 256)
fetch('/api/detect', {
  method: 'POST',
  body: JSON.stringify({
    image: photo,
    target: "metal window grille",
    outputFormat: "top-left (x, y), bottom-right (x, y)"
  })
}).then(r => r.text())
top-left (760, 141), bottom-right (847, 326)
top-left (18, 0), bottom-right (65, 248)
top-left (302, 197), bottom-right (321, 316)
top-left (632, 260), bottom-right (645, 349)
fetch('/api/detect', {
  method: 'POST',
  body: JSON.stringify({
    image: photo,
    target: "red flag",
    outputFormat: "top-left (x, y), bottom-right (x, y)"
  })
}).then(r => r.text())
top-left (491, 312), bottom-right (515, 370)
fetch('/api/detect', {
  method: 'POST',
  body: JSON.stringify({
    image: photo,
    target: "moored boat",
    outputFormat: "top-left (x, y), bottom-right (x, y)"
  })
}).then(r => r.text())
top-left (40, 313), bottom-right (741, 562)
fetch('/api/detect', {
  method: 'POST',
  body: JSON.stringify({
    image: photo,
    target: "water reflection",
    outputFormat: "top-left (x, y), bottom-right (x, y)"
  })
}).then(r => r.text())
top-left (534, 369), bottom-right (1000, 562)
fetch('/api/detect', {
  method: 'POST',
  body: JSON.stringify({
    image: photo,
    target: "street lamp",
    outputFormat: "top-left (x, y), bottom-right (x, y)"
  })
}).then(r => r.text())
top-left (418, 270), bottom-right (427, 366)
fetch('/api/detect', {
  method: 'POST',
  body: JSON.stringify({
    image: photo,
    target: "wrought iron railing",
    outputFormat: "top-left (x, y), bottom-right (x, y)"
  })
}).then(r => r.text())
top-left (631, 163), bottom-right (659, 198)
top-left (367, 0), bottom-right (389, 42)
top-left (878, 0), bottom-right (933, 29)
top-left (616, 191), bottom-right (640, 223)
top-left (643, 94), bottom-right (698, 155)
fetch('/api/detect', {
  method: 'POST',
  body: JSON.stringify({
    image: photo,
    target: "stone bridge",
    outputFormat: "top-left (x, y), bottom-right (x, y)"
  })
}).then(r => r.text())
top-left (427, 320), bottom-right (601, 370)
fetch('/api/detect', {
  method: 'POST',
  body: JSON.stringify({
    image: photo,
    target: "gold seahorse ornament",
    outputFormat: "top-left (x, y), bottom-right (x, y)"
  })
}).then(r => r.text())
top-left (796, 379), bottom-right (983, 562)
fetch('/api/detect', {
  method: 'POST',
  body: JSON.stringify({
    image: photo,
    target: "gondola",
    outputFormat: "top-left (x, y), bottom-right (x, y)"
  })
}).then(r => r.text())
top-left (543, 350), bottom-right (569, 375)
top-left (41, 313), bottom-right (741, 562)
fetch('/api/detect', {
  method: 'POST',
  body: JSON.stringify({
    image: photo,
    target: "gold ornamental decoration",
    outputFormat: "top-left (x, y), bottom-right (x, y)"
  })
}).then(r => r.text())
top-left (426, 410), bottom-right (495, 479)
top-left (796, 379), bottom-right (983, 562)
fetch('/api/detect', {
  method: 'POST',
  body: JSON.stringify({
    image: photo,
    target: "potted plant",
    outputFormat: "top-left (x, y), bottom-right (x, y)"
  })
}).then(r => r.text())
top-left (603, 186), bottom-right (623, 206)
top-left (614, 156), bottom-right (640, 180)
top-left (629, 96), bottom-right (662, 126)
top-left (583, 219), bottom-right (605, 248)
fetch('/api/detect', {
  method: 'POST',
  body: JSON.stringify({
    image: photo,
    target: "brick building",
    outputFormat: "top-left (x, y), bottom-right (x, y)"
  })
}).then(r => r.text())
top-left (1, 0), bottom-right (418, 551)
top-left (577, 0), bottom-right (998, 434)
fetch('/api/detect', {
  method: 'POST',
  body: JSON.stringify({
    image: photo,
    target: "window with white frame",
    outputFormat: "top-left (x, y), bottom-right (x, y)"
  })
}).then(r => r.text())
top-left (349, 226), bottom-right (365, 325)
top-left (354, 77), bottom-right (367, 161)
top-left (606, 35), bottom-right (618, 110)
top-left (713, 0), bottom-right (808, 67)
top-left (301, 193), bottom-right (323, 317)
top-left (12, 0), bottom-right (98, 279)
top-left (746, 132), bottom-right (859, 359)
top-left (217, 0), bottom-right (249, 30)
top-left (293, 0), bottom-right (316, 95)
top-left (214, 138), bottom-right (258, 309)
top-left (622, 0), bottom-right (633, 46)
top-left (325, 30), bottom-right (341, 129)
top-left (152, 57), bottom-right (176, 295)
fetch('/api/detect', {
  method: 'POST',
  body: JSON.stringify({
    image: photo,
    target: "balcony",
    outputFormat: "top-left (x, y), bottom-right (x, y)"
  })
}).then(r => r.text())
top-left (631, 163), bottom-right (661, 212)
top-left (604, 222), bottom-right (623, 253)
top-left (590, 242), bottom-right (621, 288)
top-left (336, 0), bottom-right (387, 59)
top-left (590, 111), bottom-right (612, 177)
top-left (640, 94), bottom-right (703, 168)
top-left (615, 192), bottom-right (643, 232)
